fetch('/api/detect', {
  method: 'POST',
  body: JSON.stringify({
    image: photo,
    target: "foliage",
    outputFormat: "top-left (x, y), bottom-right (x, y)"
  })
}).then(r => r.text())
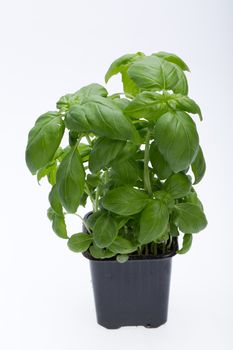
top-left (25, 51), bottom-right (207, 260)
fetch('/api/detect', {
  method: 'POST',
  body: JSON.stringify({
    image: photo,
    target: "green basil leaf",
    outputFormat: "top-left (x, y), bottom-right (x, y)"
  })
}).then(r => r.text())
top-left (175, 203), bottom-right (207, 233)
top-left (93, 212), bottom-right (118, 248)
top-left (139, 200), bottom-right (169, 244)
top-left (149, 141), bottom-right (173, 179)
top-left (184, 191), bottom-right (203, 210)
top-left (89, 137), bottom-right (126, 173)
top-left (154, 111), bottom-right (199, 172)
top-left (153, 51), bottom-right (190, 71)
top-left (57, 83), bottom-right (108, 111)
top-left (153, 191), bottom-right (174, 209)
top-left (110, 159), bottom-right (141, 186)
top-left (37, 162), bottom-right (57, 184)
top-left (89, 244), bottom-right (116, 259)
top-left (66, 96), bottom-right (141, 143)
top-left (26, 112), bottom-right (65, 174)
top-left (48, 185), bottom-right (63, 216)
top-left (50, 210), bottom-right (68, 239)
top-left (105, 52), bottom-right (144, 96)
top-left (178, 234), bottom-right (193, 254)
top-left (164, 173), bottom-right (192, 199)
top-left (128, 55), bottom-right (188, 95)
top-left (67, 233), bottom-right (92, 253)
top-left (111, 97), bottom-right (131, 110)
top-left (56, 147), bottom-right (85, 213)
top-left (109, 236), bottom-right (137, 254)
top-left (116, 254), bottom-right (129, 263)
top-left (167, 94), bottom-right (202, 121)
top-left (125, 91), bottom-right (168, 120)
top-left (102, 186), bottom-right (150, 216)
top-left (191, 146), bottom-right (206, 184)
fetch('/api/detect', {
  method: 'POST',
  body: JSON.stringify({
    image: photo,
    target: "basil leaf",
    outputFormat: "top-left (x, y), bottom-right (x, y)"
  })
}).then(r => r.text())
top-left (102, 186), bottom-right (150, 216)
top-left (93, 212), bottom-right (118, 248)
top-left (178, 234), bottom-right (193, 254)
top-left (116, 255), bottom-right (129, 263)
top-left (66, 96), bottom-right (141, 143)
top-left (89, 244), bottom-right (116, 259)
top-left (56, 83), bottom-right (107, 111)
top-left (26, 112), bottom-right (65, 174)
top-left (56, 147), bottom-right (85, 213)
top-left (191, 146), bottom-right (206, 184)
top-left (154, 111), bottom-right (199, 172)
top-left (153, 191), bottom-right (174, 209)
top-left (154, 51), bottom-right (190, 71)
top-left (109, 236), bottom-right (137, 254)
top-left (110, 159), bottom-right (141, 186)
top-left (68, 233), bottom-right (92, 253)
top-left (167, 94), bottom-right (202, 121)
top-left (175, 203), bottom-right (207, 233)
top-left (47, 208), bottom-right (68, 239)
top-left (105, 52), bottom-right (144, 96)
top-left (49, 185), bottom-right (63, 216)
top-left (164, 173), bottom-right (192, 199)
top-left (124, 91), bottom-right (168, 120)
top-left (139, 200), bottom-right (169, 244)
top-left (128, 55), bottom-right (188, 95)
top-left (149, 141), bottom-right (173, 179)
top-left (184, 191), bottom-right (203, 210)
top-left (89, 137), bottom-right (126, 173)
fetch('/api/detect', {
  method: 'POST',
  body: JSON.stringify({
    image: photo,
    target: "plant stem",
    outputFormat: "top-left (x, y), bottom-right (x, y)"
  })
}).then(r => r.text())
top-left (144, 129), bottom-right (152, 196)
top-left (94, 185), bottom-right (100, 212)
top-left (84, 183), bottom-right (95, 211)
top-left (86, 134), bottom-right (92, 146)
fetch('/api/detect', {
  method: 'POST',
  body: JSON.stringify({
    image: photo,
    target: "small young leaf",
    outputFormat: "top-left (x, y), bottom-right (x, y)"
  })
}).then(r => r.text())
top-left (175, 203), bottom-right (207, 233)
top-left (89, 137), bottom-right (126, 173)
top-left (164, 173), bottom-right (192, 199)
top-left (89, 244), bottom-right (116, 259)
top-left (93, 212), bottom-right (118, 248)
top-left (191, 146), bottom-right (206, 184)
top-left (154, 111), bottom-right (199, 172)
top-left (116, 254), bottom-right (129, 263)
top-left (102, 186), bottom-right (150, 216)
top-left (178, 234), bottom-right (193, 254)
top-left (56, 147), bottom-right (85, 213)
top-left (149, 141), bottom-right (173, 179)
top-left (26, 112), bottom-right (65, 174)
top-left (139, 200), bottom-right (169, 244)
top-left (68, 233), bottom-right (92, 253)
top-left (167, 94), bottom-right (202, 121)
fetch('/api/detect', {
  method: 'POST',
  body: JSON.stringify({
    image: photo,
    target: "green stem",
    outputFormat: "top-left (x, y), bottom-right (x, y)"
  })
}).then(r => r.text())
top-left (144, 129), bottom-right (152, 196)
top-left (95, 185), bottom-right (100, 212)
top-left (86, 134), bottom-right (92, 146)
top-left (84, 183), bottom-right (95, 211)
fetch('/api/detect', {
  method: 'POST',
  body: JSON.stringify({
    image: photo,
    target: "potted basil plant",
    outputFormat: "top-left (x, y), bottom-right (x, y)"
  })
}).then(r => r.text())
top-left (25, 51), bottom-right (207, 329)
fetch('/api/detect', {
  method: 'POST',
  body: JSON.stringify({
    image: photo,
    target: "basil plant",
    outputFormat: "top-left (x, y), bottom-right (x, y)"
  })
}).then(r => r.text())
top-left (26, 51), bottom-right (207, 262)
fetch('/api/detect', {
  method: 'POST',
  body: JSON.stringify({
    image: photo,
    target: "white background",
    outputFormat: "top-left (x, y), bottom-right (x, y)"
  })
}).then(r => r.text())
top-left (0, 0), bottom-right (232, 349)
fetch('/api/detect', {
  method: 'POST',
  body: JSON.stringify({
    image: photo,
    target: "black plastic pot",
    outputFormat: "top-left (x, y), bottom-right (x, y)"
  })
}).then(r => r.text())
top-left (83, 214), bottom-right (178, 329)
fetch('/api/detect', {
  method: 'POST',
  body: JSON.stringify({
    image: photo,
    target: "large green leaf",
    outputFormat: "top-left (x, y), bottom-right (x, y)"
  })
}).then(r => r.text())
top-left (124, 91), bottom-right (168, 120)
top-left (128, 55), bottom-right (188, 95)
top-left (93, 212), bottom-right (118, 248)
top-left (89, 137), bottom-right (126, 173)
top-left (139, 200), bottom-right (169, 244)
top-left (175, 203), bottom-right (207, 233)
top-left (178, 234), bottom-right (193, 254)
top-left (191, 146), bottom-right (206, 184)
top-left (56, 147), bottom-right (85, 213)
top-left (67, 233), bottom-right (92, 252)
top-left (164, 173), bottom-right (192, 199)
top-left (154, 111), bottom-right (199, 172)
top-left (26, 112), bottom-right (65, 174)
top-left (102, 186), bottom-right (150, 216)
top-left (56, 83), bottom-right (107, 111)
top-left (109, 236), bottom-right (137, 254)
top-left (149, 141), bottom-right (173, 179)
top-left (47, 207), bottom-right (68, 239)
top-left (66, 96), bottom-right (141, 143)
top-left (154, 51), bottom-right (190, 71)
